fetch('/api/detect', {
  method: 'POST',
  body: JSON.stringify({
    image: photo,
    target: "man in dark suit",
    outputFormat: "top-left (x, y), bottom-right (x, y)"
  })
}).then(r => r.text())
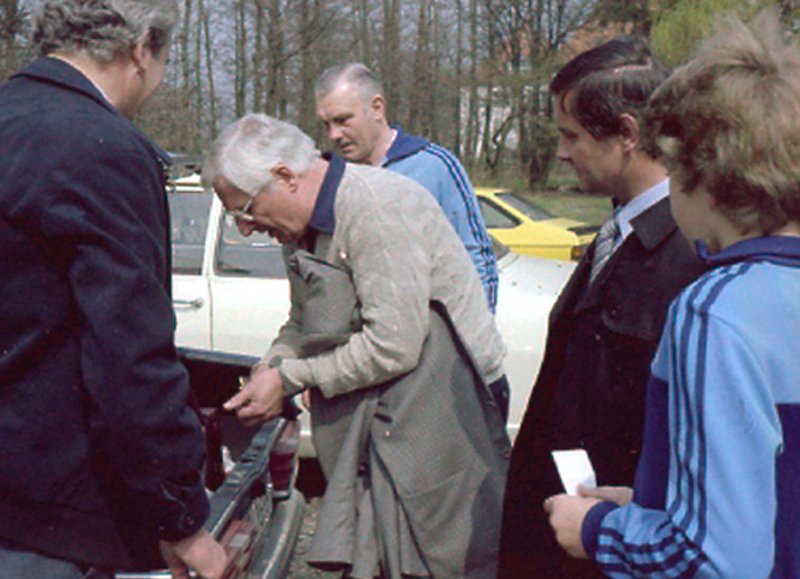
top-left (498, 36), bottom-right (704, 578)
top-left (0, 1), bottom-right (224, 577)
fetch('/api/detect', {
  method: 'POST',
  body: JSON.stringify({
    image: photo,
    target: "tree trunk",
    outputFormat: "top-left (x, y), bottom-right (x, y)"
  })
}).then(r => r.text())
top-left (234, 0), bottom-right (248, 117)
top-left (428, 1), bottom-right (440, 142)
top-left (0, 0), bottom-right (20, 80)
top-left (200, 0), bottom-right (218, 138)
top-left (453, 0), bottom-right (465, 156)
top-left (381, 0), bottom-right (402, 119)
top-left (266, 0), bottom-right (287, 117)
top-left (298, 0), bottom-right (316, 135)
top-left (193, 0), bottom-right (204, 138)
top-left (408, 0), bottom-right (429, 134)
top-left (356, 0), bottom-right (372, 64)
top-left (481, 1), bottom-right (496, 172)
top-left (465, 0), bottom-right (480, 166)
top-left (253, 0), bottom-right (266, 112)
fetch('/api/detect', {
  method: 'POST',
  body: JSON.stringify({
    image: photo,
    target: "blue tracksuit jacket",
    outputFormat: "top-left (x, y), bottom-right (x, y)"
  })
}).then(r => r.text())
top-left (582, 236), bottom-right (800, 577)
top-left (383, 127), bottom-right (498, 312)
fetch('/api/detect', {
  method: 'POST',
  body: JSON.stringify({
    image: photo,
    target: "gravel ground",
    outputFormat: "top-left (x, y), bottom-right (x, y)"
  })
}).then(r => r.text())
top-left (287, 460), bottom-right (340, 578)
top-left (287, 497), bottom-right (341, 578)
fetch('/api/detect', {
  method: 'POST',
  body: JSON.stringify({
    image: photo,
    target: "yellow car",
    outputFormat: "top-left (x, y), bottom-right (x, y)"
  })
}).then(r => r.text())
top-left (476, 188), bottom-right (598, 261)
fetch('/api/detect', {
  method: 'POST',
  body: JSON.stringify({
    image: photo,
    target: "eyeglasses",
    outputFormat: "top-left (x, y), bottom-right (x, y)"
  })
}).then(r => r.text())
top-left (225, 193), bottom-right (259, 222)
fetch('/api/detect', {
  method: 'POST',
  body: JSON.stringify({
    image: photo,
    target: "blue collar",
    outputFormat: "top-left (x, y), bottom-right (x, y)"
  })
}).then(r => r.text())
top-left (383, 125), bottom-right (429, 166)
top-left (696, 236), bottom-right (800, 268)
top-left (308, 153), bottom-right (345, 235)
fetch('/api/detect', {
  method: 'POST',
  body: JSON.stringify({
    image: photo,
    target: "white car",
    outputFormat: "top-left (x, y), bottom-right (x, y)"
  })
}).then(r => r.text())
top-left (169, 174), bottom-right (574, 456)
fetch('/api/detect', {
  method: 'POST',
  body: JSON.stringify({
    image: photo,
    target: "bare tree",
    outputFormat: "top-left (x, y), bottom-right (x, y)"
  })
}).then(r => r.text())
top-left (234, 0), bottom-right (248, 116)
top-left (265, 0), bottom-right (287, 117)
top-left (355, 0), bottom-right (372, 64)
top-left (199, 0), bottom-right (218, 137)
top-left (408, 0), bottom-right (430, 134)
top-left (0, 0), bottom-right (23, 80)
top-left (381, 0), bottom-right (402, 116)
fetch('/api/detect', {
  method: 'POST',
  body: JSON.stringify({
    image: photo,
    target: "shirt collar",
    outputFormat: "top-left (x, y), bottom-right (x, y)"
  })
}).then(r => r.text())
top-left (308, 152), bottom-right (345, 235)
top-left (616, 178), bottom-right (670, 241)
top-left (696, 235), bottom-right (800, 268)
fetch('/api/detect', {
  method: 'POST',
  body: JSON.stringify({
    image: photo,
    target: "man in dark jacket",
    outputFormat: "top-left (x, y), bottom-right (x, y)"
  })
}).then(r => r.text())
top-left (498, 36), bottom-right (705, 578)
top-left (0, 1), bottom-right (225, 577)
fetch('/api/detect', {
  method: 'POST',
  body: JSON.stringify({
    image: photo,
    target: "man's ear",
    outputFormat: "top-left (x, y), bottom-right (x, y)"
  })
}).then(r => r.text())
top-left (369, 94), bottom-right (386, 121)
top-left (271, 165), bottom-right (298, 191)
top-left (618, 114), bottom-right (640, 154)
top-left (130, 33), bottom-right (153, 74)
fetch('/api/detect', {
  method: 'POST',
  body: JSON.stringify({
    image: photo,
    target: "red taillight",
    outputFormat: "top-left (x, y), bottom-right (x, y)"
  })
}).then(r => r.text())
top-left (221, 519), bottom-right (257, 579)
top-left (269, 419), bottom-right (299, 500)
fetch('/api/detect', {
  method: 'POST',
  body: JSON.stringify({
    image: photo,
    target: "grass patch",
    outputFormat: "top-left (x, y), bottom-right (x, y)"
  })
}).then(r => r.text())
top-left (473, 161), bottom-right (611, 226)
top-left (511, 190), bottom-right (610, 226)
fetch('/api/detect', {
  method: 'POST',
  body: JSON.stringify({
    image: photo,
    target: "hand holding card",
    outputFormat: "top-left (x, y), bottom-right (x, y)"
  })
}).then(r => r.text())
top-left (552, 449), bottom-right (597, 495)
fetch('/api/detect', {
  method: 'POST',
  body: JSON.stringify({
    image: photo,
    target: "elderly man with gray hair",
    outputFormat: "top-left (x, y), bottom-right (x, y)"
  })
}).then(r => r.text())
top-left (0, 1), bottom-right (225, 577)
top-left (208, 113), bottom-right (510, 578)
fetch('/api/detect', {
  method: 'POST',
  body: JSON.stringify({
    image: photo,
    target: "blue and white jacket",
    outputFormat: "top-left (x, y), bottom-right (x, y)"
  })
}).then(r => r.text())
top-left (383, 127), bottom-right (498, 312)
top-left (582, 236), bottom-right (800, 578)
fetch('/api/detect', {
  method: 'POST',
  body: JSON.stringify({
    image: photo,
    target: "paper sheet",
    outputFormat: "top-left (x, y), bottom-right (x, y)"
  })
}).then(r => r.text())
top-left (552, 449), bottom-right (597, 495)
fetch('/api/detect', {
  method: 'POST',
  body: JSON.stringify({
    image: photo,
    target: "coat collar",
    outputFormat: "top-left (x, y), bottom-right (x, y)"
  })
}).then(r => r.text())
top-left (549, 196), bottom-right (679, 323)
top-left (628, 195), bottom-right (678, 251)
top-left (12, 57), bottom-right (171, 166)
top-left (13, 57), bottom-right (116, 113)
top-left (308, 153), bottom-right (346, 236)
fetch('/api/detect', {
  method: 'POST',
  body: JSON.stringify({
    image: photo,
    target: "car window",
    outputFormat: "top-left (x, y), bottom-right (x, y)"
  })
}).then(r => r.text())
top-left (497, 193), bottom-right (554, 221)
top-left (169, 190), bottom-right (213, 275)
top-left (215, 214), bottom-right (287, 279)
top-left (478, 197), bottom-right (520, 229)
top-left (490, 235), bottom-right (510, 260)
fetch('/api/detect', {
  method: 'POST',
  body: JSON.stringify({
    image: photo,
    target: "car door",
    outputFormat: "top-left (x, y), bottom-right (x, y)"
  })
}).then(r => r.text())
top-left (169, 186), bottom-right (213, 349)
top-left (208, 202), bottom-right (291, 356)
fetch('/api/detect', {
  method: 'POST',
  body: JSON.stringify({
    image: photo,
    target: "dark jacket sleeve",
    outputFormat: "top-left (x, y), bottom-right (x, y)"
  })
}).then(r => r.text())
top-left (31, 137), bottom-right (209, 541)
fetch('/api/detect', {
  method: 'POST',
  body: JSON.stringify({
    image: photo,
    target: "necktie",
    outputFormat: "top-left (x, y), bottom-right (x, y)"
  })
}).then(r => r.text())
top-left (589, 214), bottom-right (620, 284)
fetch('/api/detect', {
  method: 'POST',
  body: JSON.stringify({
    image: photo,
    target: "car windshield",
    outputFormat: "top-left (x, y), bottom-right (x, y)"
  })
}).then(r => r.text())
top-left (497, 192), bottom-right (554, 221)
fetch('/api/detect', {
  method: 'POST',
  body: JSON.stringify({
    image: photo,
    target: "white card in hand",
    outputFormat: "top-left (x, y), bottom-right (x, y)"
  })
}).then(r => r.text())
top-left (552, 449), bottom-right (597, 495)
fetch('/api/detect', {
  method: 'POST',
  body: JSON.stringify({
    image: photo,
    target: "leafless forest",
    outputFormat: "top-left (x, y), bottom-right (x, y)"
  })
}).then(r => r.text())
top-left (1, 0), bottom-right (797, 186)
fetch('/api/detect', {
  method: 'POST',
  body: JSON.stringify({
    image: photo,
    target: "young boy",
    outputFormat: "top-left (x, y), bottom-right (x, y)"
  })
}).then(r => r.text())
top-left (543, 11), bottom-right (800, 577)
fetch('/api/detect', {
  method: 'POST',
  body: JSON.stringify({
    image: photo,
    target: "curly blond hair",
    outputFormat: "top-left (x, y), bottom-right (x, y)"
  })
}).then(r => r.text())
top-left (644, 10), bottom-right (800, 233)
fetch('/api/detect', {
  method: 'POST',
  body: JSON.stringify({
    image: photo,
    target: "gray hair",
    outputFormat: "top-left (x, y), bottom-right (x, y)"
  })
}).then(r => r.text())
top-left (315, 62), bottom-right (384, 102)
top-left (203, 113), bottom-right (318, 196)
top-left (33, 0), bottom-right (179, 63)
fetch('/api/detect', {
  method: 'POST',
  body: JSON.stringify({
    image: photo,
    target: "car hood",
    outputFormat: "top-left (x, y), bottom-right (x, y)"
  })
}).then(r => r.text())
top-left (497, 250), bottom-right (575, 297)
